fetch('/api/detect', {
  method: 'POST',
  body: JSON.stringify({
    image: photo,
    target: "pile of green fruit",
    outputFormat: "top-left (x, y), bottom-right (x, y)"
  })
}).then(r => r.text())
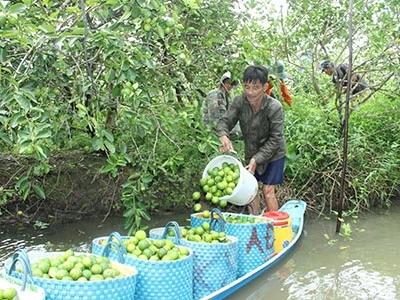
top-left (194, 210), bottom-right (267, 224)
top-left (192, 162), bottom-right (240, 210)
top-left (29, 250), bottom-right (123, 281)
top-left (123, 230), bottom-right (190, 261)
top-left (167, 222), bottom-right (229, 244)
top-left (224, 214), bottom-right (265, 224)
top-left (0, 288), bottom-right (17, 300)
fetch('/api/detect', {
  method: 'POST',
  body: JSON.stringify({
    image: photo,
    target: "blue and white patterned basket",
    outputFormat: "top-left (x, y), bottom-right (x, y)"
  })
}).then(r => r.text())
top-left (191, 209), bottom-right (274, 276)
top-left (92, 230), bottom-right (193, 300)
top-left (1, 250), bottom-right (46, 300)
top-left (149, 220), bottom-right (238, 300)
top-left (6, 248), bottom-right (137, 300)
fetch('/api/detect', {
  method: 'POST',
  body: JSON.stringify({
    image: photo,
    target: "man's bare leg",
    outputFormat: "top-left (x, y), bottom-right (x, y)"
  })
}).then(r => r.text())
top-left (263, 185), bottom-right (278, 211)
top-left (247, 193), bottom-right (261, 215)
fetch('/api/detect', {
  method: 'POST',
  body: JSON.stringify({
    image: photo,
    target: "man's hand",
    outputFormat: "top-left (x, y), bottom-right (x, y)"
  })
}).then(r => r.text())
top-left (245, 158), bottom-right (257, 175)
top-left (219, 135), bottom-right (234, 153)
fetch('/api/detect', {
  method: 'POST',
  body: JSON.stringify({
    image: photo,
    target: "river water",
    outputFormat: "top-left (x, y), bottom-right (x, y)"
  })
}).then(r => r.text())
top-left (1, 204), bottom-right (399, 300)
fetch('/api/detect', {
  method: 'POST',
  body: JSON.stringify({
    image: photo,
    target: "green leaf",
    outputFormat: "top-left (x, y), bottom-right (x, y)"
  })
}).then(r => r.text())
top-left (0, 132), bottom-right (12, 146)
top-left (92, 137), bottom-right (103, 151)
top-left (10, 114), bottom-right (25, 128)
top-left (9, 3), bottom-right (27, 14)
top-left (0, 47), bottom-right (7, 62)
top-left (104, 140), bottom-right (115, 153)
top-left (38, 24), bottom-right (56, 34)
top-left (16, 95), bottom-right (31, 110)
top-left (103, 129), bottom-right (114, 142)
top-left (35, 145), bottom-right (47, 159)
top-left (70, 27), bottom-right (85, 35)
top-left (123, 207), bottom-right (135, 218)
top-left (36, 126), bottom-right (52, 140)
top-left (33, 185), bottom-right (46, 199)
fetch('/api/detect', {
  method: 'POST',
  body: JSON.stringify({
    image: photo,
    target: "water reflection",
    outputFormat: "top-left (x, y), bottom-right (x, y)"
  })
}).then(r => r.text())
top-left (285, 260), bottom-right (398, 299)
top-left (1, 207), bottom-right (400, 299)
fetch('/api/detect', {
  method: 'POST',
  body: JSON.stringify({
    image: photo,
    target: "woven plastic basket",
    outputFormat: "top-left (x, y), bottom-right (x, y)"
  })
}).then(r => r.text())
top-left (92, 229), bottom-right (193, 300)
top-left (6, 247), bottom-right (137, 300)
top-left (191, 208), bottom-right (274, 276)
top-left (149, 219), bottom-right (238, 300)
top-left (1, 250), bottom-right (46, 300)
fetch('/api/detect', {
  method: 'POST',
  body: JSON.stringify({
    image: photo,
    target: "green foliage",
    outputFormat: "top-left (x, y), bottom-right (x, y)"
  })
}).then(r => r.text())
top-left (285, 93), bottom-right (400, 212)
top-left (0, 0), bottom-right (398, 230)
top-left (0, 0), bottom-right (240, 230)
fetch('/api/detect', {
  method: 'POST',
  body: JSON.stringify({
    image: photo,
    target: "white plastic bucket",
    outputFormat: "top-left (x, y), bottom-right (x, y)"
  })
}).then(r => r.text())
top-left (202, 155), bottom-right (258, 206)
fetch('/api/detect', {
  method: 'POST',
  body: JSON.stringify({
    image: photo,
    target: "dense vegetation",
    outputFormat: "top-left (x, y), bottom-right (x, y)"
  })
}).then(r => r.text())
top-left (0, 0), bottom-right (399, 232)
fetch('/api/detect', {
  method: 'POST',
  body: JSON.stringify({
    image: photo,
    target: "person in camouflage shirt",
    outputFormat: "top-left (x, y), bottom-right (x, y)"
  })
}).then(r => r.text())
top-left (202, 71), bottom-right (237, 128)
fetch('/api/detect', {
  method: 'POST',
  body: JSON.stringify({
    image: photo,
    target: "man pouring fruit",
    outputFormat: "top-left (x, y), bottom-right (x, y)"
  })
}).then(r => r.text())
top-left (216, 65), bottom-right (286, 213)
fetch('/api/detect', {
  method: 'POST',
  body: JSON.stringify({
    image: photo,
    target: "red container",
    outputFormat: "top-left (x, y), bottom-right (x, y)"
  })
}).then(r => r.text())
top-left (263, 211), bottom-right (290, 226)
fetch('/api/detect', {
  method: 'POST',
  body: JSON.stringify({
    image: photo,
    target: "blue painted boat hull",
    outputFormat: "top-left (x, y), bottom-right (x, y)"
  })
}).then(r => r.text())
top-left (201, 200), bottom-right (307, 300)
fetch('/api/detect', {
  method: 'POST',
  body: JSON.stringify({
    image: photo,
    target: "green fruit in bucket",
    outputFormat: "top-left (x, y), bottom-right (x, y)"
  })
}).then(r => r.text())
top-left (194, 203), bottom-right (202, 212)
top-left (199, 178), bottom-right (207, 186)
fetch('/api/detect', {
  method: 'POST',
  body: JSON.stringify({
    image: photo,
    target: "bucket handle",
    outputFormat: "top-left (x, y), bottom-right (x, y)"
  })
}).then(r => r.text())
top-left (101, 231), bottom-right (127, 263)
top-left (222, 150), bottom-right (243, 164)
top-left (161, 221), bottom-right (182, 245)
top-left (210, 208), bottom-right (226, 232)
top-left (6, 249), bottom-right (33, 291)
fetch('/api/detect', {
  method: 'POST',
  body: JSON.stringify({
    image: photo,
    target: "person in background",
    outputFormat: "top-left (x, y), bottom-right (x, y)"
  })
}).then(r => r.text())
top-left (320, 60), bottom-right (368, 95)
top-left (217, 65), bottom-right (286, 213)
top-left (202, 71), bottom-right (238, 129)
top-left (265, 61), bottom-right (293, 107)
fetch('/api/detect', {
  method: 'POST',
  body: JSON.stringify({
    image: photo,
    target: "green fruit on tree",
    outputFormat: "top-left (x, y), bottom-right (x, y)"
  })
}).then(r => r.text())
top-left (143, 23), bottom-right (152, 32)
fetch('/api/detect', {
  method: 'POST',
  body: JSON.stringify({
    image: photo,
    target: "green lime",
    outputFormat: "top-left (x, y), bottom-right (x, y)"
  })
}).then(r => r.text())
top-left (90, 274), bottom-right (104, 281)
top-left (202, 185), bottom-right (210, 193)
top-left (126, 243), bottom-right (136, 253)
top-left (201, 222), bottom-right (210, 231)
top-left (3, 288), bottom-right (17, 299)
top-left (56, 269), bottom-right (69, 280)
top-left (102, 268), bottom-right (114, 279)
top-left (194, 203), bottom-right (202, 212)
top-left (135, 230), bottom-right (147, 241)
top-left (82, 269), bottom-right (92, 280)
top-left (192, 191), bottom-right (201, 201)
top-left (90, 264), bottom-right (103, 275)
top-left (77, 277), bottom-right (88, 282)
top-left (202, 210), bottom-right (211, 218)
top-left (199, 178), bottom-right (207, 186)
top-left (69, 268), bottom-right (82, 280)
top-left (138, 239), bottom-right (150, 251)
top-left (212, 196), bottom-right (219, 204)
top-left (81, 256), bottom-right (92, 268)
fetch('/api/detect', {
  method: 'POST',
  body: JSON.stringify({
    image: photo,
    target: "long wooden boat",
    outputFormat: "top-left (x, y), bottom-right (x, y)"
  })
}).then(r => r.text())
top-left (202, 200), bottom-right (307, 300)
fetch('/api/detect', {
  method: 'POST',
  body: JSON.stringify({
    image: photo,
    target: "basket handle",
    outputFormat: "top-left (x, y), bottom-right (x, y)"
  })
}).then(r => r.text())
top-left (6, 249), bottom-right (33, 291)
top-left (101, 232), bottom-right (127, 263)
top-left (210, 208), bottom-right (226, 232)
top-left (161, 221), bottom-right (182, 245)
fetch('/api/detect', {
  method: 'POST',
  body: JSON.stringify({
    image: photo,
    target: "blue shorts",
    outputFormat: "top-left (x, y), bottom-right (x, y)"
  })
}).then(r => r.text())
top-left (255, 157), bottom-right (285, 185)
